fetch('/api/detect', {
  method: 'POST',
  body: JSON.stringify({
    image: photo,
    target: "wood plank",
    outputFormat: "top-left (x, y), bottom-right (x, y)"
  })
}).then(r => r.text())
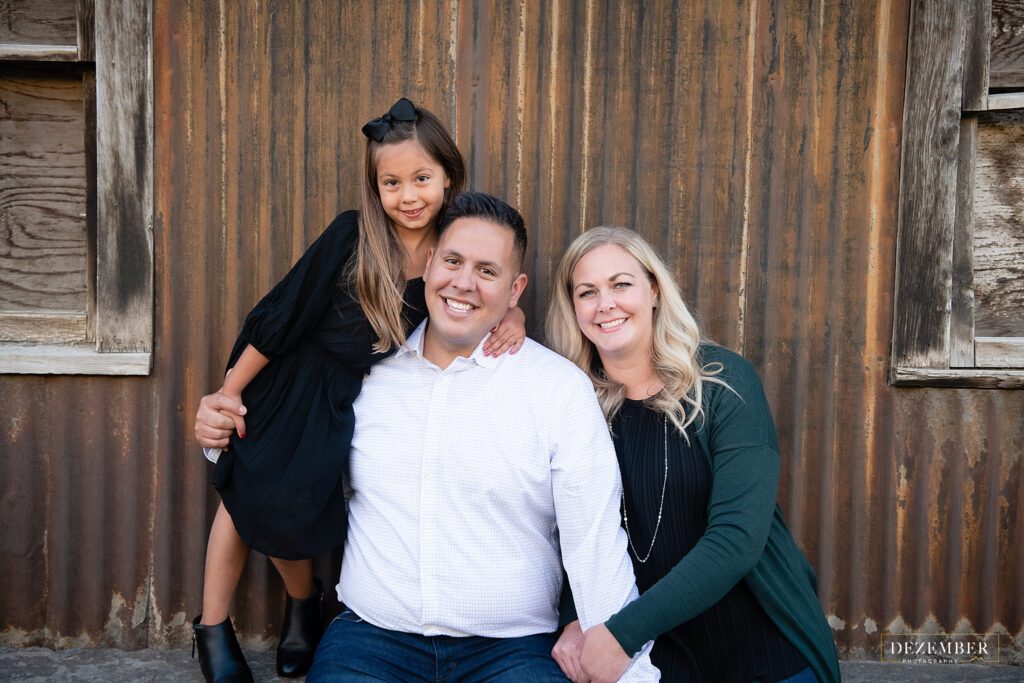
top-left (93, 0), bottom-right (152, 353)
top-left (83, 70), bottom-right (96, 342)
top-left (0, 64), bottom-right (89, 314)
top-left (0, 0), bottom-right (78, 47)
top-left (892, 365), bottom-right (1024, 388)
top-left (0, 343), bottom-right (149, 374)
top-left (990, 0), bottom-right (1024, 88)
top-left (891, 0), bottom-right (971, 369)
top-left (973, 110), bottom-right (1024, 337)
top-left (950, 116), bottom-right (977, 367)
top-left (961, 0), bottom-right (991, 112)
top-left (0, 43), bottom-right (78, 60)
top-left (986, 92), bottom-right (1024, 109)
top-left (76, 0), bottom-right (94, 61)
top-left (975, 336), bottom-right (1024, 367)
top-left (0, 311), bottom-right (85, 343)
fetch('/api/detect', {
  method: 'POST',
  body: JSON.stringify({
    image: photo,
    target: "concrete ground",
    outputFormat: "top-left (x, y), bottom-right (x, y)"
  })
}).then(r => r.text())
top-left (1, 648), bottom-right (1022, 682)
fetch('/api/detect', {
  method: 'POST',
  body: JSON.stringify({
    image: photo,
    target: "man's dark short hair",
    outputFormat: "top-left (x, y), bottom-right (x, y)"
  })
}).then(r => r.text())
top-left (438, 191), bottom-right (527, 268)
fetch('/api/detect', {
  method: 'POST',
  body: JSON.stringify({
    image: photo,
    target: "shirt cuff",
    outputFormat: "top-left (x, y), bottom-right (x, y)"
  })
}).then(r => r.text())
top-left (203, 447), bottom-right (221, 464)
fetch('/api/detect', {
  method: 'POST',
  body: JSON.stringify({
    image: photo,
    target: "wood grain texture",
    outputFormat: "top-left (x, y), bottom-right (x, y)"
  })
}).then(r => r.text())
top-left (990, 0), bottom-right (1024, 88)
top-left (0, 64), bottom-right (88, 314)
top-left (961, 0), bottom-right (991, 112)
top-left (0, 311), bottom-right (85, 343)
top-left (0, 342), bottom-right (149, 373)
top-left (891, 0), bottom-right (970, 369)
top-left (93, 0), bottom-right (152, 353)
top-left (950, 116), bottom-right (977, 367)
top-left (0, 0), bottom-right (77, 47)
top-left (986, 91), bottom-right (1024, 108)
top-left (76, 0), bottom-right (94, 61)
top-left (975, 336), bottom-right (1024, 367)
top-left (973, 110), bottom-right (1024, 337)
top-left (0, 43), bottom-right (78, 60)
top-left (83, 70), bottom-right (96, 342)
top-left (893, 365), bottom-right (1024, 386)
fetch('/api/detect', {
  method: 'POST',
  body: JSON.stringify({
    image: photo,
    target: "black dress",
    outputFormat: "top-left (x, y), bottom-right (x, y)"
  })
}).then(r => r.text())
top-left (613, 398), bottom-right (809, 682)
top-left (213, 211), bottom-right (427, 560)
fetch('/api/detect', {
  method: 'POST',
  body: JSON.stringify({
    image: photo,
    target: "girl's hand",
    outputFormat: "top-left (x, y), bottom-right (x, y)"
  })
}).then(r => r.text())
top-left (580, 623), bottom-right (631, 683)
top-left (552, 620), bottom-right (589, 682)
top-left (483, 305), bottom-right (526, 357)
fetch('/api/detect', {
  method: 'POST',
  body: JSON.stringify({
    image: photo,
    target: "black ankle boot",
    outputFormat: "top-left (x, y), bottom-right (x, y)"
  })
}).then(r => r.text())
top-left (276, 577), bottom-right (325, 677)
top-left (192, 615), bottom-right (253, 683)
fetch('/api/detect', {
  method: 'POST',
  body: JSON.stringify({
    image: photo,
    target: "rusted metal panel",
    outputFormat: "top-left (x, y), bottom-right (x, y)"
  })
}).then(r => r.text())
top-left (1, 0), bottom-right (1021, 665)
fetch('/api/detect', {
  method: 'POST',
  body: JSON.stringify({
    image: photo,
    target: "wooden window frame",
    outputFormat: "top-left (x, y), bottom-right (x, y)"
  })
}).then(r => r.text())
top-left (0, 0), bottom-right (152, 375)
top-left (891, 0), bottom-right (1024, 388)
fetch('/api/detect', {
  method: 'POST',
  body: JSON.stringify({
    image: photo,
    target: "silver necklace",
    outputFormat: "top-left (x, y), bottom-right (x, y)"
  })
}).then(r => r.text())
top-left (621, 413), bottom-right (668, 564)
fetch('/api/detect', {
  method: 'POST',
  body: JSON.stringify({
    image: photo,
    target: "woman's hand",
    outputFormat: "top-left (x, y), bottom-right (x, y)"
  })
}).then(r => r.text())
top-left (482, 305), bottom-right (526, 357)
top-left (552, 620), bottom-right (588, 682)
top-left (580, 623), bottom-right (631, 683)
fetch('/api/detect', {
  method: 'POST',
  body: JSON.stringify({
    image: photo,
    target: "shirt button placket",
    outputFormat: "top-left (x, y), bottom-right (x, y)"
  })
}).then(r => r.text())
top-left (419, 370), bottom-right (450, 633)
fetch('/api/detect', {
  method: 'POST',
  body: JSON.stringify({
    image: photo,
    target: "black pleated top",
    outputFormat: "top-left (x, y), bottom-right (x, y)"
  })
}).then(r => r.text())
top-left (213, 211), bottom-right (428, 560)
top-left (613, 397), bottom-right (809, 682)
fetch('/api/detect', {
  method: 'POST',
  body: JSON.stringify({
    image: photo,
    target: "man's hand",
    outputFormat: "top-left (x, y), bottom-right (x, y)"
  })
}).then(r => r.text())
top-left (580, 623), bottom-right (631, 683)
top-left (552, 620), bottom-right (589, 682)
top-left (194, 391), bottom-right (247, 448)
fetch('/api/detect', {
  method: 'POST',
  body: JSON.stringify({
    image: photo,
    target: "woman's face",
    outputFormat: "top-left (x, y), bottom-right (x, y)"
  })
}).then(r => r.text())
top-left (570, 244), bottom-right (658, 363)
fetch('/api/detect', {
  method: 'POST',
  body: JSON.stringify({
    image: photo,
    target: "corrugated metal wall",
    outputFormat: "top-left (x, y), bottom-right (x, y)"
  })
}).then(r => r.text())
top-left (2, 0), bottom-right (1021, 661)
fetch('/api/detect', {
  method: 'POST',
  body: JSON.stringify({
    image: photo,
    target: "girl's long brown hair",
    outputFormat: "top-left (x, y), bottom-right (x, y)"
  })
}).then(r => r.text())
top-left (353, 104), bottom-right (466, 353)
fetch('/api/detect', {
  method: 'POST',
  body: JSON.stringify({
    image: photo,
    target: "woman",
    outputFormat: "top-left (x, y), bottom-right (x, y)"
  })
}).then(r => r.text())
top-left (546, 227), bottom-right (840, 683)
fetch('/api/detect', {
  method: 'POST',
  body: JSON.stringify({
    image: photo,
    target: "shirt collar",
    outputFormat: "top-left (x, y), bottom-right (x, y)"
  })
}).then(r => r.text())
top-left (397, 319), bottom-right (499, 370)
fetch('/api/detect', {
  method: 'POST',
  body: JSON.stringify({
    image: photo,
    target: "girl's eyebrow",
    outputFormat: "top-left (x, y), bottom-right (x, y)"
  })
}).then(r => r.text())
top-left (379, 167), bottom-right (435, 177)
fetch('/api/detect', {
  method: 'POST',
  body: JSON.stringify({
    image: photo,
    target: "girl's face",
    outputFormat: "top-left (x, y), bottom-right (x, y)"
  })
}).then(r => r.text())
top-left (375, 139), bottom-right (450, 235)
top-left (570, 244), bottom-right (659, 363)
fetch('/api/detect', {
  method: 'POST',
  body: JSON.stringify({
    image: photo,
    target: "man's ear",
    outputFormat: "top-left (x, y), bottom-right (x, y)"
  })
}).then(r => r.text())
top-left (424, 248), bottom-right (434, 280)
top-left (508, 273), bottom-right (528, 309)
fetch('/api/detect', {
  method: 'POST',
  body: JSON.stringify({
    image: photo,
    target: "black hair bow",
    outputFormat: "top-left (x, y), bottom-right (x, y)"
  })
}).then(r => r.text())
top-left (361, 97), bottom-right (417, 142)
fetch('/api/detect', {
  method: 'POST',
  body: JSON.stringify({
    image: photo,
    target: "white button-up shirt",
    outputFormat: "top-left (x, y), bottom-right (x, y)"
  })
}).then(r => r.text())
top-left (338, 321), bottom-right (657, 679)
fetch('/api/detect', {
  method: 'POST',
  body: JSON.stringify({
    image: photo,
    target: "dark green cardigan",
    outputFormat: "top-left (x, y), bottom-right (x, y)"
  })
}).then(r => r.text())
top-left (599, 344), bottom-right (841, 683)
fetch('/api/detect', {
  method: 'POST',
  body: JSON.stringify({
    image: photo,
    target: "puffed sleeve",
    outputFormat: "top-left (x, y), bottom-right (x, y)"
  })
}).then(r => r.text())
top-left (226, 211), bottom-right (359, 367)
top-left (605, 345), bottom-right (781, 654)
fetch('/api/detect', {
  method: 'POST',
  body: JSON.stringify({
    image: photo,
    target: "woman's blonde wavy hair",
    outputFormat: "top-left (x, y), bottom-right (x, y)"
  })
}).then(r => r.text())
top-left (545, 226), bottom-right (725, 436)
top-left (352, 104), bottom-right (466, 353)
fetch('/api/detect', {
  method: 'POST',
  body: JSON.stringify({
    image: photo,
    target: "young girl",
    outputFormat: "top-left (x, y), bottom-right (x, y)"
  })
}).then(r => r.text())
top-left (191, 98), bottom-right (526, 683)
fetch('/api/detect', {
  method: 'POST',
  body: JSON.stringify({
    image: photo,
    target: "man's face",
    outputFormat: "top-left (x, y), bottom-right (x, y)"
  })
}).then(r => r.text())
top-left (422, 217), bottom-right (527, 362)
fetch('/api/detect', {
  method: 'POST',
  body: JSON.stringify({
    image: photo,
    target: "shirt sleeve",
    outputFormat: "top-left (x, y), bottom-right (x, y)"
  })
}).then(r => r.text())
top-left (605, 349), bottom-right (781, 655)
top-left (548, 368), bottom-right (660, 680)
top-left (228, 211), bottom-right (358, 365)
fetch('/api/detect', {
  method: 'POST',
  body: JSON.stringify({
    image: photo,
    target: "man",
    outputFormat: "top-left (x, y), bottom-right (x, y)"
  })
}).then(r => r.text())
top-left (197, 192), bottom-right (657, 682)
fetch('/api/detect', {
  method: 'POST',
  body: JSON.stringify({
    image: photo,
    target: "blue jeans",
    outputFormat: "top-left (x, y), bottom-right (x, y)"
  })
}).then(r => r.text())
top-left (307, 610), bottom-right (569, 682)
